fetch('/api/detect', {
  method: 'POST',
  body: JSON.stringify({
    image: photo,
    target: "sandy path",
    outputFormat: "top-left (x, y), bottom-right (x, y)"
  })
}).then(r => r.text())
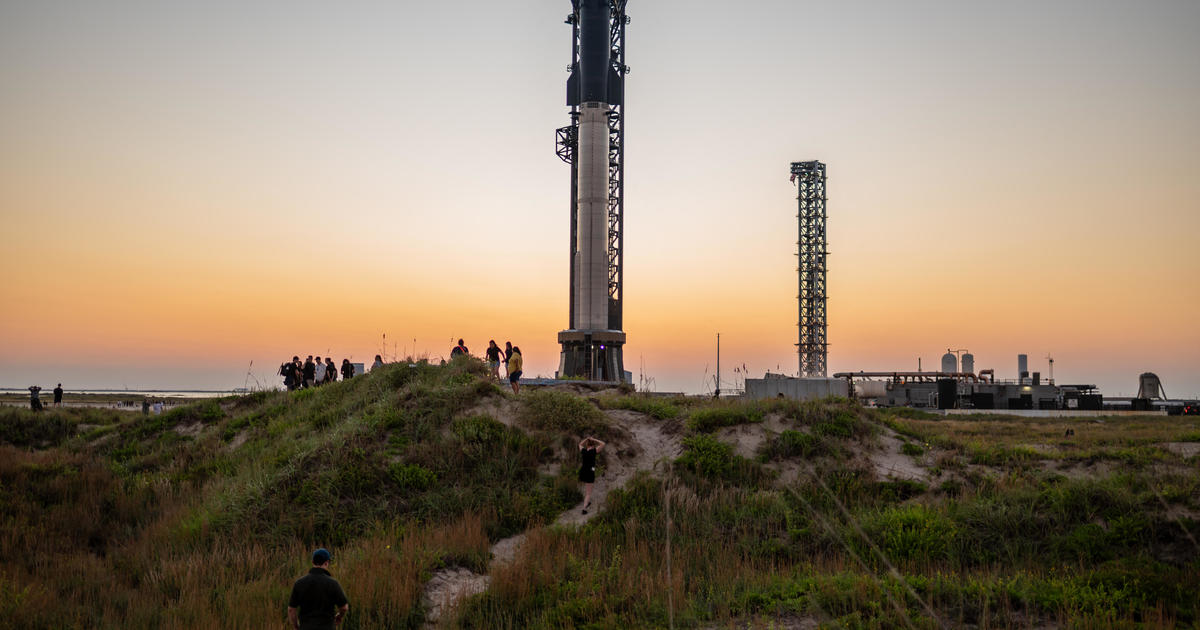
top-left (421, 404), bottom-right (682, 626)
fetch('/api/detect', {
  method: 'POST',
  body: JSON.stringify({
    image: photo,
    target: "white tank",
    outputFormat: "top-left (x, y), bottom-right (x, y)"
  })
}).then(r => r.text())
top-left (1018, 354), bottom-right (1028, 381)
top-left (855, 381), bottom-right (888, 398)
top-left (961, 353), bottom-right (974, 375)
top-left (941, 352), bottom-right (958, 374)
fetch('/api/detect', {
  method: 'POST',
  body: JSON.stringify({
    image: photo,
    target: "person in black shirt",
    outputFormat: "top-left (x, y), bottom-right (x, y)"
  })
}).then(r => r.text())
top-left (282, 357), bottom-right (299, 391)
top-left (288, 548), bottom-right (349, 630)
top-left (578, 436), bottom-right (606, 514)
top-left (485, 340), bottom-right (504, 381)
top-left (303, 356), bottom-right (316, 388)
top-left (324, 357), bottom-right (337, 384)
top-left (503, 341), bottom-right (513, 377)
top-left (53, 384), bottom-right (63, 407)
top-left (449, 339), bottom-right (469, 360)
top-left (341, 359), bottom-right (354, 380)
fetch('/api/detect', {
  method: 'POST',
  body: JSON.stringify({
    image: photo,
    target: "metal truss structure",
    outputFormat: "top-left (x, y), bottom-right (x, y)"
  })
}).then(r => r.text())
top-left (557, 0), bottom-right (628, 332)
top-left (791, 161), bottom-right (828, 377)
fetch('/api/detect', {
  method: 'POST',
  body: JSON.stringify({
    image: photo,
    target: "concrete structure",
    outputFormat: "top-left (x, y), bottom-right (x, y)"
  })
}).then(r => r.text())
top-left (746, 374), bottom-right (848, 401)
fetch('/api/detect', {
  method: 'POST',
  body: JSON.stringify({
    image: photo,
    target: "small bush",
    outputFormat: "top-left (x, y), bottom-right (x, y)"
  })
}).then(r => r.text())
top-left (900, 442), bottom-right (924, 456)
top-left (520, 390), bottom-right (608, 434)
top-left (0, 410), bottom-right (75, 447)
top-left (761, 430), bottom-right (823, 459)
top-left (598, 395), bottom-right (681, 420)
top-left (861, 504), bottom-right (958, 562)
top-left (687, 405), bottom-right (764, 433)
top-left (675, 435), bottom-right (766, 486)
top-left (812, 411), bottom-right (861, 439)
top-left (968, 443), bottom-right (1040, 467)
top-left (389, 463), bottom-right (436, 490)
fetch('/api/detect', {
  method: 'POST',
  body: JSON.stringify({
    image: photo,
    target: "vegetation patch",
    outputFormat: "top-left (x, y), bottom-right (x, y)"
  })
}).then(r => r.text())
top-left (686, 405), bottom-right (764, 432)
top-left (520, 389), bottom-right (608, 435)
top-left (597, 394), bottom-right (683, 420)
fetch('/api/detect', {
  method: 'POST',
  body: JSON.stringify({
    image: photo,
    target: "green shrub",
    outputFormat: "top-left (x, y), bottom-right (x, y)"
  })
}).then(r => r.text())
top-left (687, 405), bottom-right (763, 432)
top-left (598, 395), bottom-right (681, 420)
top-left (451, 415), bottom-right (506, 444)
top-left (968, 443), bottom-right (1039, 467)
top-left (861, 504), bottom-right (957, 562)
top-left (389, 463), bottom-right (436, 490)
top-left (0, 409), bottom-right (75, 447)
top-left (900, 442), bottom-right (924, 456)
top-left (675, 435), bottom-right (765, 486)
top-left (812, 411), bottom-right (858, 438)
top-left (677, 434), bottom-right (735, 477)
top-left (761, 430), bottom-right (823, 459)
top-left (520, 390), bottom-right (607, 434)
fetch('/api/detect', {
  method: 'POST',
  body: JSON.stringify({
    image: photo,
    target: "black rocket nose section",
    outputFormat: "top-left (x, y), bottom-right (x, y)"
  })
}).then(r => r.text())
top-left (578, 0), bottom-right (611, 104)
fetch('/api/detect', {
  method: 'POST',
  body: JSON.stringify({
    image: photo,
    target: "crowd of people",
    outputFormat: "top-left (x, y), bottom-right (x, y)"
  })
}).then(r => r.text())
top-left (278, 339), bottom-right (526, 394)
top-left (450, 338), bottom-right (524, 394)
top-left (279, 356), bottom-right (356, 391)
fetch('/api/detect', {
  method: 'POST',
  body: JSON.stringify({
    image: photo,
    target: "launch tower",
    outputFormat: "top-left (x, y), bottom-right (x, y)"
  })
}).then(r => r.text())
top-left (556, 0), bottom-right (629, 382)
top-left (791, 161), bottom-right (827, 377)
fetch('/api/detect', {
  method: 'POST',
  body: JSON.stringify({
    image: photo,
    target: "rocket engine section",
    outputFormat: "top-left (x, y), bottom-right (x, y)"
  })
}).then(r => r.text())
top-left (557, 0), bottom-right (628, 382)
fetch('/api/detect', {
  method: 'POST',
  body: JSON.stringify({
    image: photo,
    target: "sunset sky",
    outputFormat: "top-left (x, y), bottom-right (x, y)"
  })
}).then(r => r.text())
top-left (2, 0), bottom-right (1198, 397)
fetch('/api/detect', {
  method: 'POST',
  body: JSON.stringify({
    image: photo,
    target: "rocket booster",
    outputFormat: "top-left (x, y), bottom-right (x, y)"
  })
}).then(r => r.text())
top-left (570, 0), bottom-right (621, 331)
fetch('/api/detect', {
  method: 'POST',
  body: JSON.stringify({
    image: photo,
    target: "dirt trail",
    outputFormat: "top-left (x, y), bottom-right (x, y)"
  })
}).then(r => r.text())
top-left (421, 403), bottom-right (682, 626)
top-left (868, 428), bottom-right (928, 482)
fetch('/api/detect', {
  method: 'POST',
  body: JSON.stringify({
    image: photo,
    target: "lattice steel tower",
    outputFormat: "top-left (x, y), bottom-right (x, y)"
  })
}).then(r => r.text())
top-left (791, 161), bottom-right (827, 377)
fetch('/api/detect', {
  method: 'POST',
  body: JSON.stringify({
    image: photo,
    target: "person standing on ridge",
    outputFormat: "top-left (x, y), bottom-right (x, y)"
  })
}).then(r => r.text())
top-left (53, 383), bottom-right (63, 407)
top-left (503, 341), bottom-right (513, 378)
top-left (507, 346), bottom-right (523, 394)
top-left (449, 339), bottom-right (469, 360)
top-left (281, 360), bottom-right (295, 391)
top-left (340, 359), bottom-right (354, 380)
top-left (485, 340), bottom-right (504, 381)
top-left (287, 548), bottom-right (349, 630)
top-left (303, 356), bottom-right (316, 389)
top-left (324, 357), bottom-right (337, 384)
top-left (578, 436), bottom-right (606, 514)
top-left (314, 356), bottom-right (326, 386)
top-left (371, 354), bottom-right (384, 372)
top-left (28, 385), bottom-right (42, 411)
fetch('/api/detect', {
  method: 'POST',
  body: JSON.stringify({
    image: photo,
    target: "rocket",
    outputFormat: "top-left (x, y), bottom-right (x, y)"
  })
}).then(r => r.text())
top-left (568, 0), bottom-right (622, 332)
top-left (557, 0), bottom-right (628, 382)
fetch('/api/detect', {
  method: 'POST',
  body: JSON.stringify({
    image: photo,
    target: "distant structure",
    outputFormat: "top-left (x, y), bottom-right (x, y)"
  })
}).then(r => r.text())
top-left (791, 161), bottom-right (828, 377)
top-left (555, 0), bottom-right (630, 382)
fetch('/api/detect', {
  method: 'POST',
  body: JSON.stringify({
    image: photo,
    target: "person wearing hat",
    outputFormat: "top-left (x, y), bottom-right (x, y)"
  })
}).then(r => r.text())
top-left (287, 548), bottom-right (349, 629)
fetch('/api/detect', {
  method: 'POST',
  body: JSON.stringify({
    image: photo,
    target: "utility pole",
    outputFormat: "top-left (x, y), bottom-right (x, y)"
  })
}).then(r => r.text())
top-left (715, 333), bottom-right (721, 399)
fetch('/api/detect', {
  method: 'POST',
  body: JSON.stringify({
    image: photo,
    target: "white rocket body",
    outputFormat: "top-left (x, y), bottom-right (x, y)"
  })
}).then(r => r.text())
top-left (573, 102), bottom-right (610, 331)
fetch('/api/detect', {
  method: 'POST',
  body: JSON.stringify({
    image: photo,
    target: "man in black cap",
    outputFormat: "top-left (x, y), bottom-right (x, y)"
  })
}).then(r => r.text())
top-left (287, 548), bottom-right (349, 629)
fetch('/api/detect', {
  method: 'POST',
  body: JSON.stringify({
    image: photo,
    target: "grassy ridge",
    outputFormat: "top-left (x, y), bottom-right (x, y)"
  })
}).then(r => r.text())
top-left (1, 364), bottom-right (1198, 629)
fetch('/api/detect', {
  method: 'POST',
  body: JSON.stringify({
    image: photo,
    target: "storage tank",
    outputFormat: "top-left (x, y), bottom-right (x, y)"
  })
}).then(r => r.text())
top-left (941, 351), bottom-right (958, 374)
top-left (961, 353), bottom-right (974, 375)
top-left (855, 381), bottom-right (888, 399)
top-left (1017, 354), bottom-right (1028, 382)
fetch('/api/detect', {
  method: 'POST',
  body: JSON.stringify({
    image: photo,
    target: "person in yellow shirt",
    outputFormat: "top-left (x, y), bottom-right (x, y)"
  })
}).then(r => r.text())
top-left (507, 346), bottom-right (523, 394)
